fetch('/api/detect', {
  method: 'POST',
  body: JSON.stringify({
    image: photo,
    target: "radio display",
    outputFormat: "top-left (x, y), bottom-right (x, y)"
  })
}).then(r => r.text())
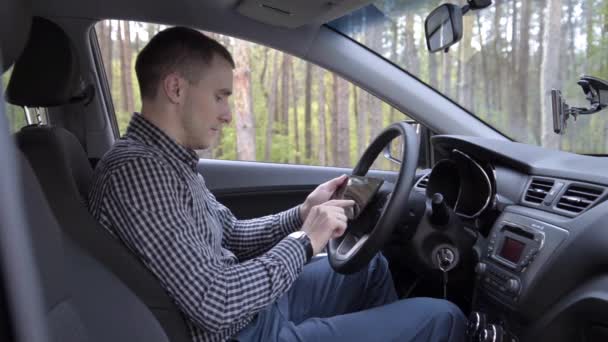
top-left (499, 237), bottom-right (525, 263)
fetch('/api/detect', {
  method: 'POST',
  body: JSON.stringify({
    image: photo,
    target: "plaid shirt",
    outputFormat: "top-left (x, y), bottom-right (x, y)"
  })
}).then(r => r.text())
top-left (88, 113), bottom-right (306, 341)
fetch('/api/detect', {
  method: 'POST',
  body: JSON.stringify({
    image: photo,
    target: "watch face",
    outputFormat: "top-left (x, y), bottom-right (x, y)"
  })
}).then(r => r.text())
top-left (290, 231), bottom-right (306, 239)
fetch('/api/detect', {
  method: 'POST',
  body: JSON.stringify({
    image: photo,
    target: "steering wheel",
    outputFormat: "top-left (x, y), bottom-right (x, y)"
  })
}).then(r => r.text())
top-left (328, 122), bottom-right (419, 274)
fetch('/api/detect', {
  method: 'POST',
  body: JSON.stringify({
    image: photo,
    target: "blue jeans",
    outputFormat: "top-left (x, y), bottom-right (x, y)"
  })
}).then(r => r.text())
top-left (234, 255), bottom-right (467, 341)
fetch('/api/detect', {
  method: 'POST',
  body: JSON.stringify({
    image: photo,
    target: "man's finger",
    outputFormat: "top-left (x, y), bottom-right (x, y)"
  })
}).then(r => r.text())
top-left (337, 213), bottom-right (348, 223)
top-left (322, 174), bottom-right (348, 191)
top-left (331, 225), bottom-right (347, 238)
top-left (324, 199), bottom-right (355, 208)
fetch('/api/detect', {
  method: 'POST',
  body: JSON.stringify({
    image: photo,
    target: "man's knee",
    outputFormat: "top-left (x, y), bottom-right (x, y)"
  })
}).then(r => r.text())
top-left (411, 298), bottom-right (467, 341)
top-left (369, 253), bottom-right (390, 277)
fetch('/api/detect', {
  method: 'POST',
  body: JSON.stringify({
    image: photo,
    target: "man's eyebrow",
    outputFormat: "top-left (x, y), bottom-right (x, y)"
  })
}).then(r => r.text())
top-left (219, 89), bottom-right (232, 96)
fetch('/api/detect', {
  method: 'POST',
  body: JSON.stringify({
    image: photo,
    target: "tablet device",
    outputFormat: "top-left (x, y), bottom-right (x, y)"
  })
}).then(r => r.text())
top-left (332, 175), bottom-right (384, 220)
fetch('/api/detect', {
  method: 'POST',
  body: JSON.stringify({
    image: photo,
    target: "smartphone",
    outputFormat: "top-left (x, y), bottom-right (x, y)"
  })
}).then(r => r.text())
top-left (332, 175), bottom-right (384, 220)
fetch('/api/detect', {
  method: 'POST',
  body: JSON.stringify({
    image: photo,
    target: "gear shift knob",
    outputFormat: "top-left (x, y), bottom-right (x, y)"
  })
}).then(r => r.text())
top-left (430, 193), bottom-right (450, 225)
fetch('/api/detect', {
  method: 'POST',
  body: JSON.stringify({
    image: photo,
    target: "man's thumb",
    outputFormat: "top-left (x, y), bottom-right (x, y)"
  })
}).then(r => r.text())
top-left (328, 174), bottom-right (348, 190)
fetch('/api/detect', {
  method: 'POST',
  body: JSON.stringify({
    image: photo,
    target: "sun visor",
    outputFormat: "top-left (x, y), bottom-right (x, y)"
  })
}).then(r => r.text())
top-left (236, 0), bottom-right (371, 28)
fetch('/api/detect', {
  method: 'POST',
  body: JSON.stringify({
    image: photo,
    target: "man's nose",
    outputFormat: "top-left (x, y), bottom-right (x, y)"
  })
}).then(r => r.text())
top-left (219, 108), bottom-right (232, 124)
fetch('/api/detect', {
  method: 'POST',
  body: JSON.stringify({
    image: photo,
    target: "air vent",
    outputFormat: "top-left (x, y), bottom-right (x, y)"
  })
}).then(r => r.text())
top-left (524, 178), bottom-right (555, 204)
top-left (556, 184), bottom-right (604, 214)
top-left (415, 174), bottom-right (429, 190)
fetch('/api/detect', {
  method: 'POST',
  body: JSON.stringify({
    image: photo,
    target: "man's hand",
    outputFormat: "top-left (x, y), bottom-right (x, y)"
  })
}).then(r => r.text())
top-left (299, 175), bottom-right (348, 222)
top-left (301, 199), bottom-right (355, 255)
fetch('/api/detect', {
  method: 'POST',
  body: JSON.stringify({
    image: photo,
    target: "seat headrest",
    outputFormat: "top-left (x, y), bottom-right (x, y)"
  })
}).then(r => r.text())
top-left (6, 17), bottom-right (83, 107)
top-left (0, 0), bottom-right (32, 72)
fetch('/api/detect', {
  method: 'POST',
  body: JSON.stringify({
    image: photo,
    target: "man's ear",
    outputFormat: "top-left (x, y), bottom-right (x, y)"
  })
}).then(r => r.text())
top-left (162, 72), bottom-right (185, 104)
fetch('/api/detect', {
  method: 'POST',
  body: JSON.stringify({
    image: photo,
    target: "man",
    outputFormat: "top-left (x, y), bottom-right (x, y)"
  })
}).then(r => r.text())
top-left (88, 27), bottom-right (466, 342)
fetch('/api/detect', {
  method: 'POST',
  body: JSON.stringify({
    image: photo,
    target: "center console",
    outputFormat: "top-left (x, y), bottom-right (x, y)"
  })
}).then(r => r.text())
top-left (468, 211), bottom-right (569, 342)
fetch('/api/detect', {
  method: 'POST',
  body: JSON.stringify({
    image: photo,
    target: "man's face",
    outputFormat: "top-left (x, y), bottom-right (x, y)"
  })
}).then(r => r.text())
top-left (180, 54), bottom-right (233, 150)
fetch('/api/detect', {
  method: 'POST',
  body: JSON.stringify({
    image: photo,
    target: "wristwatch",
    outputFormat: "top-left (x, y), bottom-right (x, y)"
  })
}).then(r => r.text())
top-left (288, 231), bottom-right (313, 262)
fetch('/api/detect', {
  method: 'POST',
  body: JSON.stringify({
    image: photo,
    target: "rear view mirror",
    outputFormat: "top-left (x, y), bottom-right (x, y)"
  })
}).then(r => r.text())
top-left (425, 4), bottom-right (463, 53)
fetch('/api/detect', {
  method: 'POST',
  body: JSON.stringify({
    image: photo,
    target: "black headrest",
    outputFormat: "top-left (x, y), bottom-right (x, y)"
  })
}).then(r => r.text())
top-left (0, 0), bottom-right (31, 72)
top-left (6, 17), bottom-right (83, 107)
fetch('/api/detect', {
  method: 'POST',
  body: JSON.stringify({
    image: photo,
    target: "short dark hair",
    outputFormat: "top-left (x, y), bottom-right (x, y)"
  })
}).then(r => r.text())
top-left (135, 27), bottom-right (235, 99)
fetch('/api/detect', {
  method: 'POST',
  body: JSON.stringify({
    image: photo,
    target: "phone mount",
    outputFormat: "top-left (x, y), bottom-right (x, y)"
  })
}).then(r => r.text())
top-left (552, 75), bottom-right (608, 134)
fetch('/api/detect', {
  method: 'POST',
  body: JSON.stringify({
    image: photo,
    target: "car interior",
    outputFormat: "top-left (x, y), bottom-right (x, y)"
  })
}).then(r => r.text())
top-left (2, 0), bottom-right (608, 342)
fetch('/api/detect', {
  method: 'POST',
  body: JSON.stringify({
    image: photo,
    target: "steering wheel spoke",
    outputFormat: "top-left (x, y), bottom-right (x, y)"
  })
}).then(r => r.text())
top-left (335, 232), bottom-right (370, 261)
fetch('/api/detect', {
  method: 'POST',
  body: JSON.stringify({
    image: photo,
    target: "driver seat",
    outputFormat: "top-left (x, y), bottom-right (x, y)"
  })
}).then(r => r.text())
top-left (7, 17), bottom-right (192, 342)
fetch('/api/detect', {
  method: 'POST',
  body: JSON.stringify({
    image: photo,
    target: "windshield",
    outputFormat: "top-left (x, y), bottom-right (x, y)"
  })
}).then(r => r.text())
top-left (330, 0), bottom-right (608, 154)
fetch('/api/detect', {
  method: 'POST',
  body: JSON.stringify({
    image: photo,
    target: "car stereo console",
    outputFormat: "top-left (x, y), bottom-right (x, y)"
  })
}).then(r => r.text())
top-left (468, 211), bottom-right (569, 342)
top-left (480, 221), bottom-right (544, 304)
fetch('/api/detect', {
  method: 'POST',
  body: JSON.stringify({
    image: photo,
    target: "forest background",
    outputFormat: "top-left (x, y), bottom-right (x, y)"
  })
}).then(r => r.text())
top-left (4, 0), bottom-right (608, 170)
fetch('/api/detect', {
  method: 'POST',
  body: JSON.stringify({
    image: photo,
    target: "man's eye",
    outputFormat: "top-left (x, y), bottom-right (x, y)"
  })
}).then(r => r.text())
top-left (215, 95), bottom-right (222, 102)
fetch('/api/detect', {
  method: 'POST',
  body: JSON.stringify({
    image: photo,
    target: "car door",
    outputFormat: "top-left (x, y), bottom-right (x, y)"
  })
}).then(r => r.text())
top-left (198, 159), bottom-right (406, 219)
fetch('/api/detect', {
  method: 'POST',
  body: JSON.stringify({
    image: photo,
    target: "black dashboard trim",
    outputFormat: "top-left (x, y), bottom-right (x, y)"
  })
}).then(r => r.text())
top-left (432, 135), bottom-right (608, 186)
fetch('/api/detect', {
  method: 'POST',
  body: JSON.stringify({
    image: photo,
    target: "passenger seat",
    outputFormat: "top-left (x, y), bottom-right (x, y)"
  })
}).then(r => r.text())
top-left (7, 17), bottom-right (191, 342)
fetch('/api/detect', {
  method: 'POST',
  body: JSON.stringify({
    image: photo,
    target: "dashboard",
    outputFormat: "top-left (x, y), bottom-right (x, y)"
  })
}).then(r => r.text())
top-left (415, 135), bottom-right (608, 342)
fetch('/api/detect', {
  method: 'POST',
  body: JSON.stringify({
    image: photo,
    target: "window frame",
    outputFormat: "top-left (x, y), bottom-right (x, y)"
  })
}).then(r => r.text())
top-left (90, 19), bottom-right (433, 170)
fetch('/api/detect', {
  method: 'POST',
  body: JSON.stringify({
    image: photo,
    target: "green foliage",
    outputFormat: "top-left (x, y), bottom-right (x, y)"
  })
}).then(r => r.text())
top-left (2, 70), bottom-right (27, 133)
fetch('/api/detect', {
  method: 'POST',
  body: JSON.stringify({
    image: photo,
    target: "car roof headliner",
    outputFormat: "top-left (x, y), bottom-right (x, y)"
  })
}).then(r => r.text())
top-left (30, 0), bottom-right (371, 59)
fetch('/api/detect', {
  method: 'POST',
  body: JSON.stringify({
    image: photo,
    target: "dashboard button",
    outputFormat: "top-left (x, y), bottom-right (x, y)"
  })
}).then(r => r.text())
top-left (507, 278), bottom-right (521, 294)
top-left (476, 262), bottom-right (488, 275)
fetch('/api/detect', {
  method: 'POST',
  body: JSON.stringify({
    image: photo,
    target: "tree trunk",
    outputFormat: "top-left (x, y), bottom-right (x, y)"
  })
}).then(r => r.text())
top-left (429, 54), bottom-right (439, 90)
top-left (331, 74), bottom-right (339, 165)
top-left (507, 0), bottom-right (518, 122)
top-left (404, 13), bottom-right (420, 74)
top-left (476, 15), bottom-right (492, 117)
top-left (511, 0), bottom-right (519, 71)
top-left (389, 19), bottom-right (400, 125)
top-left (233, 40), bottom-right (256, 160)
top-left (214, 129), bottom-right (223, 158)
top-left (369, 92), bottom-right (383, 169)
top-left (584, 0), bottom-right (594, 69)
top-left (290, 62), bottom-right (300, 164)
top-left (458, 14), bottom-right (474, 110)
top-left (264, 51), bottom-right (279, 161)
top-left (532, 0), bottom-right (546, 137)
top-left (335, 75), bottom-right (350, 167)
top-left (146, 24), bottom-right (159, 41)
top-left (281, 54), bottom-right (291, 136)
top-left (317, 68), bottom-right (327, 166)
top-left (98, 21), bottom-right (112, 86)
top-left (356, 86), bottom-right (368, 158)
top-left (442, 53), bottom-right (452, 98)
top-left (540, 0), bottom-right (562, 149)
top-left (516, 0), bottom-right (532, 139)
top-left (133, 22), bottom-right (141, 51)
top-left (561, 0), bottom-right (574, 84)
top-left (119, 21), bottom-right (134, 114)
top-left (260, 47), bottom-right (269, 89)
top-left (493, 2), bottom-right (503, 111)
top-left (304, 62), bottom-right (312, 161)
top-left (107, 21), bottom-right (114, 91)
top-left (566, 0), bottom-right (575, 79)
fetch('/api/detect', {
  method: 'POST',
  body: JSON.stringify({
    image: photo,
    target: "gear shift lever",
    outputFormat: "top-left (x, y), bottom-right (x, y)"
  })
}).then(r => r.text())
top-left (430, 193), bottom-right (450, 225)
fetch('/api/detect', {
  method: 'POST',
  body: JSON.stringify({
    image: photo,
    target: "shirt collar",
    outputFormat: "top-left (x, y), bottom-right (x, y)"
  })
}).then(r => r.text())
top-left (125, 113), bottom-right (199, 171)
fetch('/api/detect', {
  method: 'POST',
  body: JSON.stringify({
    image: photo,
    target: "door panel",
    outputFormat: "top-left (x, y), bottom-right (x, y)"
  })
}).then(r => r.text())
top-left (197, 159), bottom-right (425, 219)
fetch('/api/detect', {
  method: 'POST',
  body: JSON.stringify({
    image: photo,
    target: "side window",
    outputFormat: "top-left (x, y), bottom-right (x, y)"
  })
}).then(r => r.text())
top-left (95, 20), bottom-right (423, 171)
